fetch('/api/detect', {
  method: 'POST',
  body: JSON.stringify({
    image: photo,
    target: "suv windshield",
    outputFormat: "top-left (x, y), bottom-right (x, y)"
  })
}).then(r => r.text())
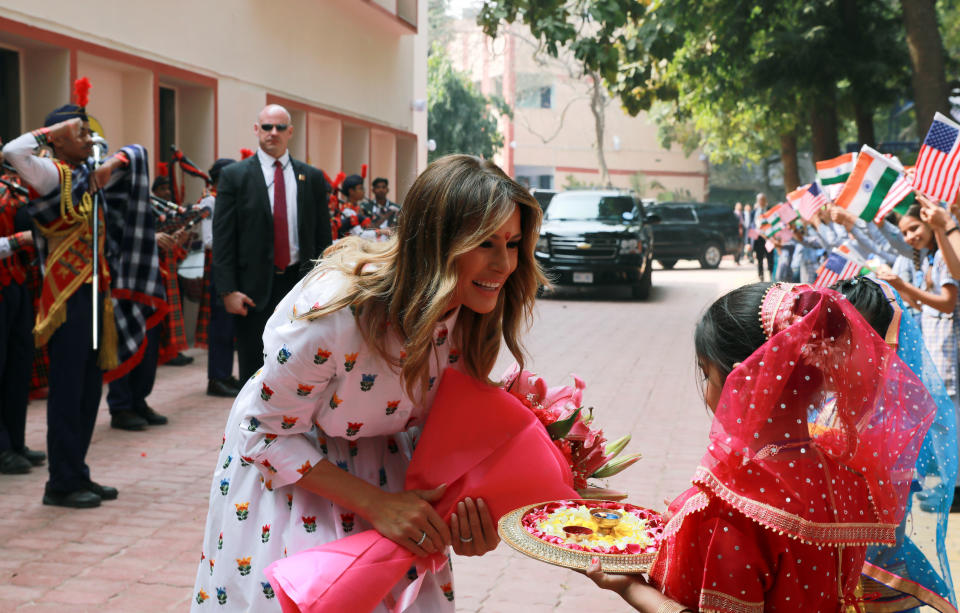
top-left (544, 194), bottom-right (634, 221)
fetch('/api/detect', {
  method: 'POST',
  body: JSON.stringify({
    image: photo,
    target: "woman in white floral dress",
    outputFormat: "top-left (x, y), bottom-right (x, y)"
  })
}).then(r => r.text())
top-left (191, 155), bottom-right (548, 612)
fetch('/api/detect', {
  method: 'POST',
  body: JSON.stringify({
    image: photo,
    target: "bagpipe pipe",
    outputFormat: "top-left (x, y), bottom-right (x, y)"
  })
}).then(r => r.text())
top-left (0, 163), bottom-right (31, 200)
top-left (152, 195), bottom-right (210, 235)
top-left (167, 145), bottom-right (211, 205)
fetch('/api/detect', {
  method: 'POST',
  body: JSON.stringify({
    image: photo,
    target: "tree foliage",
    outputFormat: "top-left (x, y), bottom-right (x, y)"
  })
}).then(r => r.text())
top-left (477, 0), bottom-right (939, 193)
top-left (427, 44), bottom-right (508, 162)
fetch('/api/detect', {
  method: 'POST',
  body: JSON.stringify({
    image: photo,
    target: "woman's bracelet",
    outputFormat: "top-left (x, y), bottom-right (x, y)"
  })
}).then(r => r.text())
top-left (946, 226), bottom-right (959, 237)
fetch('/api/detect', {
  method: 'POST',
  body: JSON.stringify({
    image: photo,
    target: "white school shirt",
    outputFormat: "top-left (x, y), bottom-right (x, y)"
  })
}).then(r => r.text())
top-left (257, 148), bottom-right (299, 266)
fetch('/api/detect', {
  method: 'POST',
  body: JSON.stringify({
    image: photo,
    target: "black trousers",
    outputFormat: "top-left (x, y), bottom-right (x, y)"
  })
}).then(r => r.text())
top-left (753, 237), bottom-right (774, 280)
top-left (106, 325), bottom-right (159, 414)
top-left (46, 284), bottom-right (103, 493)
top-left (207, 274), bottom-right (235, 382)
top-left (236, 265), bottom-right (302, 381)
top-left (0, 280), bottom-right (33, 453)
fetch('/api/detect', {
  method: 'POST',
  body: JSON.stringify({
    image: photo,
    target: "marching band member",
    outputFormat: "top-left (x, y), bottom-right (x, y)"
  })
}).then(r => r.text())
top-left (1, 87), bottom-right (165, 508)
top-left (0, 153), bottom-right (45, 475)
top-left (368, 176), bottom-right (401, 230)
top-left (195, 158), bottom-right (241, 398)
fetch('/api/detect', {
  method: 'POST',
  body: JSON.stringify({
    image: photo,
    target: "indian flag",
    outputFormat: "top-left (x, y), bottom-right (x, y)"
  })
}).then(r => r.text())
top-left (834, 146), bottom-right (905, 223)
top-left (816, 152), bottom-right (857, 200)
top-left (872, 173), bottom-right (916, 223)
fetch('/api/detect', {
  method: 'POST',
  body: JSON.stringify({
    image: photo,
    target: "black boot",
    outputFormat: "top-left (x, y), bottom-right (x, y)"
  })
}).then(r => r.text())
top-left (111, 410), bottom-right (148, 431)
top-left (17, 446), bottom-right (46, 466)
top-left (136, 403), bottom-right (168, 426)
top-left (0, 449), bottom-right (31, 474)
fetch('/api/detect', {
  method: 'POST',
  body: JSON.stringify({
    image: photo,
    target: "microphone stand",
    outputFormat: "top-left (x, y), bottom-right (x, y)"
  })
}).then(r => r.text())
top-left (89, 142), bottom-right (105, 351)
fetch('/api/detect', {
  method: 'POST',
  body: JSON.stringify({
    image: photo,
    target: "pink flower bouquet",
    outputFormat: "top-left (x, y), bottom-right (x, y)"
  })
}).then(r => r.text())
top-left (500, 363), bottom-right (641, 494)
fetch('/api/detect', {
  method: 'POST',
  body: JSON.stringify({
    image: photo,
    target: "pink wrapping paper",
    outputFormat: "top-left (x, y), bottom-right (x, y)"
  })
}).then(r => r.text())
top-left (264, 368), bottom-right (579, 612)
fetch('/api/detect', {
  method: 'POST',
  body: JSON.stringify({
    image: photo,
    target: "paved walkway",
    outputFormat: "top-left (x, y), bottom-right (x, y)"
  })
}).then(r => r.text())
top-left (1, 260), bottom-right (957, 612)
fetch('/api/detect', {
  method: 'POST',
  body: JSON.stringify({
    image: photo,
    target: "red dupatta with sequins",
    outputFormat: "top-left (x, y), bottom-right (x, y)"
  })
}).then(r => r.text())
top-left (652, 284), bottom-right (936, 611)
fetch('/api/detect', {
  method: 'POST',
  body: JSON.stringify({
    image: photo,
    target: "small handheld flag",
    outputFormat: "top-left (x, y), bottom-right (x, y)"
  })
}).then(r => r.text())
top-left (912, 112), bottom-right (960, 204)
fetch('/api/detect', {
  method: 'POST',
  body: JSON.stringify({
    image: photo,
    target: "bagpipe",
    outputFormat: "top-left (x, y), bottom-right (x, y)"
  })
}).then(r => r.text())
top-left (152, 194), bottom-right (211, 235)
top-left (0, 164), bottom-right (31, 200)
top-left (167, 145), bottom-right (211, 205)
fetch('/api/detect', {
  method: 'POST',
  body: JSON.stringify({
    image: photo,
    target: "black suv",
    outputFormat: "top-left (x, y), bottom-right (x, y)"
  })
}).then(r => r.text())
top-left (646, 202), bottom-right (740, 269)
top-left (535, 190), bottom-right (659, 299)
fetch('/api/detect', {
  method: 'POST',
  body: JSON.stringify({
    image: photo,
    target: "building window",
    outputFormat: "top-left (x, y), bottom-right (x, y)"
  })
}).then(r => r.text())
top-left (0, 48), bottom-right (21, 144)
top-left (158, 86), bottom-right (176, 165)
top-left (538, 174), bottom-right (553, 189)
top-left (517, 85), bottom-right (553, 109)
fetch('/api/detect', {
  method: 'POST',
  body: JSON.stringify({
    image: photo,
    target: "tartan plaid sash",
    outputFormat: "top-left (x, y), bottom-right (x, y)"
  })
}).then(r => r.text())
top-left (26, 145), bottom-right (168, 380)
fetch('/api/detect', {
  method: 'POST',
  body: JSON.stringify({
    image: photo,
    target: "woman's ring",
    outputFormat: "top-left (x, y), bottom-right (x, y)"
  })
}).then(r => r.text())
top-left (415, 531), bottom-right (427, 546)
top-left (459, 535), bottom-right (474, 543)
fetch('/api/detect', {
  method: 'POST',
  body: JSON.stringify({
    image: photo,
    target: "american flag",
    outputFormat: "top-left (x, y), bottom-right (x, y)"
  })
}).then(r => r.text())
top-left (787, 183), bottom-right (827, 220)
top-left (813, 251), bottom-right (864, 288)
top-left (872, 173), bottom-right (916, 223)
top-left (913, 112), bottom-right (960, 203)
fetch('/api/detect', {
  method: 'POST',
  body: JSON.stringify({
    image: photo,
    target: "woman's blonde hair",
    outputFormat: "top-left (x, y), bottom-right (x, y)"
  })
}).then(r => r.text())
top-left (303, 154), bottom-right (549, 400)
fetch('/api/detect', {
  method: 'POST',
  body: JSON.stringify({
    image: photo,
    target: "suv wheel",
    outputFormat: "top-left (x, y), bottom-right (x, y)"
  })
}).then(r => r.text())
top-left (699, 244), bottom-right (722, 269)
top-left (657, 259), bottom-right (677, 270)
top-left (631, 265), bottom-right (652, 300)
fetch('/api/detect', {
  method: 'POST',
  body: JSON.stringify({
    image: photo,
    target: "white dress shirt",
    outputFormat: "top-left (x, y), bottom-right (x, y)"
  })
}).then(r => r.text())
top-left (257, 148), bottom-right (299, 266)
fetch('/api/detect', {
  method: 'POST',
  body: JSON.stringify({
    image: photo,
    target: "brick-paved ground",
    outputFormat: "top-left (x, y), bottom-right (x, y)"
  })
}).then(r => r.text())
top-left (1, 259), bottom-right (957, 612)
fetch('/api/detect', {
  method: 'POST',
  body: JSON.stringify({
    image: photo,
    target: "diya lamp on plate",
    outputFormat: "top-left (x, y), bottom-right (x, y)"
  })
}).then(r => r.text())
top-left (562, 525), bottom-right (594, 543)
top-left (589, 508), bottom-right (623, 535)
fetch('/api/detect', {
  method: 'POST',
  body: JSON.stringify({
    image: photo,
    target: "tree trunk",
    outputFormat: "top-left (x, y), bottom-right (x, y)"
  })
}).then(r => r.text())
top-left (853, 100), bottom-right (876, 148)
top-left (810, 88), bottom-right (841, 162)
top-left (780, 132), bottom-right (800, 193)
top-left (900, 0), bottom-right (951, 137)
top-left (588, 72), bottom-right (611, 187)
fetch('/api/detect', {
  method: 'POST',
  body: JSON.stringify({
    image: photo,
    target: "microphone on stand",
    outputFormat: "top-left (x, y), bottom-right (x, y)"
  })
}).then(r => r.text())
top-left (91, 134), bottom-right (109, 159)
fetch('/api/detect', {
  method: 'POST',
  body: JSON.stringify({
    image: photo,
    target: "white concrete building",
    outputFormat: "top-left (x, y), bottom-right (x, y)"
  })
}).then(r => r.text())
top-left (0, 0), bottom-right (427, 203)
top-left (449, 18), bottom-right (708, 200)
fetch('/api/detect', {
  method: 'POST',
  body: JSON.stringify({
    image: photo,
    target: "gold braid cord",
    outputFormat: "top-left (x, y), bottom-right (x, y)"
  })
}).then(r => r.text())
top-left (32, 161), bottom-right (118, 369)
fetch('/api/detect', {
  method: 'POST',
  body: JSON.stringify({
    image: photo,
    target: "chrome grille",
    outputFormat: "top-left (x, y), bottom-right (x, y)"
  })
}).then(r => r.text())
top-left (549, 236), bottom-right (618, 259)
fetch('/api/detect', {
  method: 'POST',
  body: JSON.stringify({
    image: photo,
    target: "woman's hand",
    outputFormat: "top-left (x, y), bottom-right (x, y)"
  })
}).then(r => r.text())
top-left (918, 193), bottom-right (953, 231)
top-left (876, 270), bottom-right (906, 291)
top-left (365, 484), bottom-right (451, 557)
top-left (449, 497), bottom-right (499, 557)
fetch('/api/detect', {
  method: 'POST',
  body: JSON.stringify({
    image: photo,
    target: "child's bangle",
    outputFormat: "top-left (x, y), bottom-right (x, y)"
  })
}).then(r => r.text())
top-left (946, 226), bottom-right (959, 236)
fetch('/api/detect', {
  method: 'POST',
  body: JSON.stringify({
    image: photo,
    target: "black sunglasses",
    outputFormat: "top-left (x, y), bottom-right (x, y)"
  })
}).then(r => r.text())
top-left (260, 123), bottom-right (289, 132)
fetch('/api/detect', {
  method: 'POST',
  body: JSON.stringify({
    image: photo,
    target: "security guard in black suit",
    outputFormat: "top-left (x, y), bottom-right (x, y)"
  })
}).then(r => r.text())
top-left (213, 104), bottom-right (332, 381)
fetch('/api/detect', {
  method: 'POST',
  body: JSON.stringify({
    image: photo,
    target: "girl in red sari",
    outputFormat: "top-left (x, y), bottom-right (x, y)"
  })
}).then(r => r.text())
top-left (588, 283), bottom-right (937, 612)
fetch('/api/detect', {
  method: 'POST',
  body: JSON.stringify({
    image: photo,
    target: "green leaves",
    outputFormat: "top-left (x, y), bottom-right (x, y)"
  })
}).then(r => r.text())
top-left (427, 44), bottom-right (506, 162)
top-left (545, 407), bottom-right (581, 440)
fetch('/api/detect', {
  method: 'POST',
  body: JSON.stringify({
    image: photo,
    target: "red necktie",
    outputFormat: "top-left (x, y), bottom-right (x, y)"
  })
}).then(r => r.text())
top-left (273, 160), bottom-right (290, 270)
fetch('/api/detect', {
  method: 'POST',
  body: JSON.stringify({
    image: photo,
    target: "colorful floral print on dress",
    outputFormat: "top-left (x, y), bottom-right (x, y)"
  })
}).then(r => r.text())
top-left (260, 384), bottom-right (273, 401)
top-left (314, 347), bottom-right (331, 364)
top-left (441, 582), bottom-right (454, 601)
top-left (360, 373), bottom-right (377, 391)
top-left (281, 415), bottom-right (298, 429)
top-left (261, 524), bottom-right (270, 543)
top-left (216, 587), bottom-right (227, 605)
top-left (277, 345), bottom-right (292, 364)
top-left (219, 479), bottom-right (229, 495)
top-left (385, 400), bottom-right (400, 415)
top-left (236, 556), bottom-right (252, 576)
top-left (346, 421), bottom-right (363, 436)
top-left (329, 393), bottom-right (342, 409)
top-left (261, 582), bottom-right (275, 600)
top-left (196, 590), bottom-right (209, 604)
top-left (344, 352), bottom-right (358, 371)
top-left (296, 384), bottom-right (314, 397)
top-left (341, 513), bottom-right (355, 532)
top-left (302, 516), bottom-right (317, 533)
top-left (235, 502), bottom-right (249, 521)
top-left (448, 349), bottom-right (460, 364)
